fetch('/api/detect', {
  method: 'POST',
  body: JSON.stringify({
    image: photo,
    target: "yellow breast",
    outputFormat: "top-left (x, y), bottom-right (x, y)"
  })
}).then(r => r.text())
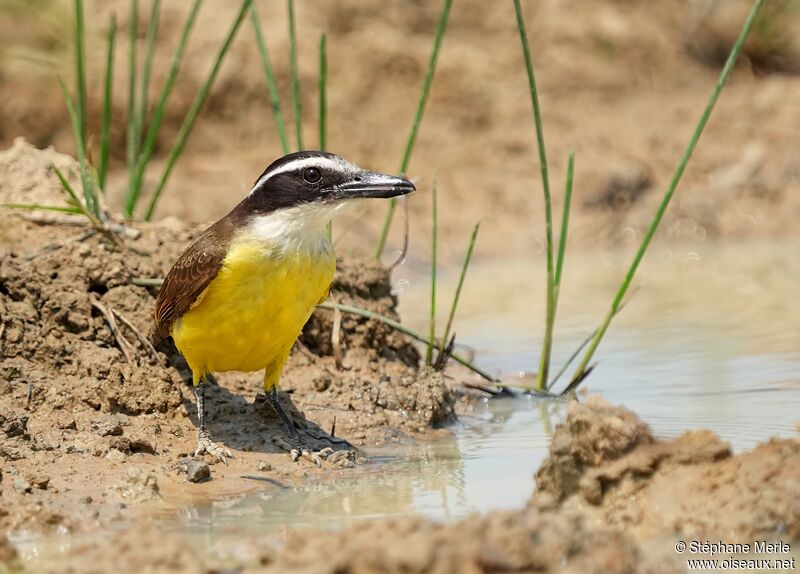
top-left (172, 235), bottom-right (335, 379)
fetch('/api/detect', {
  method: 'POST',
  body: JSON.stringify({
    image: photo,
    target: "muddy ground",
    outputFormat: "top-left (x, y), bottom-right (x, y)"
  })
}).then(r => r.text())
top-left (0, 143), bottom-right (457, 555)
top-left (1, 143), bottom-right (799, 573)
top-left (1, 0), bottom-right (800, 263)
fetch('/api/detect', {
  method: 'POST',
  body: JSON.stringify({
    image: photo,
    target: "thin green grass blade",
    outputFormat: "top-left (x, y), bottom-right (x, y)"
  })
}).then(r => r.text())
top-left (126, 0), bottom-right (203, 217)
top-left (138, 0), bottom-right (161, 148)
top-left (144, 0), bottom-right (253, 221)
top-left (374, 0), bottom-right (453, 259)
top-left (4, 203), bottom-right (85, 215)
top-left (73, 0), bottom-right (88, 147)
top-left (317, 302), bottom-right (498, 383)
top-left (52, 164), bottom-right (90, 215)
top-left (59, 77), bottom-right (98, 218)
top-left (554, 152), bottom-right (574, 291)
top-left (98, 16), bottom-right (117, 191)
top-left (425, 176), bottom-right (439, 366)
top-left (318, 32), bottom-right (327, 151)
top-left (439, 220), bottom-right (481, 364)
top-left (126, 0), bottom-right (139, 195)
top-left (512, 0), bottom-right (556, 390)
top-left (570, 0), bottom-right (765, 385)
top-left (250, 3), bottom-right (289, 154)
top-left (287, 0), bottom-right (302, 150)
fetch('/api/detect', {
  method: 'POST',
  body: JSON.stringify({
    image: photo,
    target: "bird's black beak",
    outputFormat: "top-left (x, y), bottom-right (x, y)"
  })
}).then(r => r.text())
top-left (331, 170), bottom-right (416, 200)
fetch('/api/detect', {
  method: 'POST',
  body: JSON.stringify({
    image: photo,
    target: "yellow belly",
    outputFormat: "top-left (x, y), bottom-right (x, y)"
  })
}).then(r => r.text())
top-left (172, 238), bottom-right (335, 384)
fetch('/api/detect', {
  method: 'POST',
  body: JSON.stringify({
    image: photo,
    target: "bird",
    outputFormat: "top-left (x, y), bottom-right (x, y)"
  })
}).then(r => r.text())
top-left (154, 151), bottom-right (415, 460)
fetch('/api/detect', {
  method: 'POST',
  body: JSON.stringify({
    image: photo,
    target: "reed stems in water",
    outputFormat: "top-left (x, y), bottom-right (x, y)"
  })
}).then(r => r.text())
top-left (425, 177), bottom-right (439, 366)
top-left (569, 0), bottom-right (766, 386)
top-left (512, 0), bottom-right (557, 391)
top-left (438, 221), bottom-right (481, 366)
top-left (251, 4), bottom-right (290, 154)
top-left (554, 153), bottom-right (574, 294)
top-left (144, 0), bottom-right (253, 221)
top-left (374, 0), bottom-right (453, 259)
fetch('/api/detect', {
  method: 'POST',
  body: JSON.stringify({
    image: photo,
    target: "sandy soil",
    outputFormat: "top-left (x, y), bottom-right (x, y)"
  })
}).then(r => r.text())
top-left (1, 0), bottom-right (799, 264)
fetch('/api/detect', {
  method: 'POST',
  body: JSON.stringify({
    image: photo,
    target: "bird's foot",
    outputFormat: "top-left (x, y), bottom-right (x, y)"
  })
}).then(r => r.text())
top-left (272, 432), bottom-right (356, 468)
top-left (195, 430), bottom-right (233, 464)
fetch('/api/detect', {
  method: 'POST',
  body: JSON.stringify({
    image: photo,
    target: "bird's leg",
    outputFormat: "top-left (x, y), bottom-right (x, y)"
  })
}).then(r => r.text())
top-left (194, 377), bottom-right (233, 463)
top-left (267, 386), bottom-right (299, 437)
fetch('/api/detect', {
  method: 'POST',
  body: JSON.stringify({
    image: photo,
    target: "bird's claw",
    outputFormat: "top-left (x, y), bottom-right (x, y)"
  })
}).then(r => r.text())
top-left (273, 436), bottom-right (351, 468)
top-left (195, 431), bottom-right (233, 464)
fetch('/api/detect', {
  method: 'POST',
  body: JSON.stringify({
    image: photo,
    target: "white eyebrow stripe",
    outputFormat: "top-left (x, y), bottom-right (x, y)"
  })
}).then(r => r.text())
top-left (248, 156), bottom-right (346, 196)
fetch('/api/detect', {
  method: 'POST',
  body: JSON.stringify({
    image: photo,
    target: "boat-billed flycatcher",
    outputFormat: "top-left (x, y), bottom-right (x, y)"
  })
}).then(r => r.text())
top-left (155, 151), bottom-right (415, 460)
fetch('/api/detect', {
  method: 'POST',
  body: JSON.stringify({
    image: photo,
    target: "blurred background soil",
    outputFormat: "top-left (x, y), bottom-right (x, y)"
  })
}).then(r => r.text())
top-left (1, 0), bottom-right (799, 264)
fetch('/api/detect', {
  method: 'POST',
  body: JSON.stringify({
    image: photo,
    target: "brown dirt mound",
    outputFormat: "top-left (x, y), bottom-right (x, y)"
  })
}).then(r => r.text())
top-left (0, 143), bottom-right (453, 536)
top-left (534, 397), bottom-right (800, 542)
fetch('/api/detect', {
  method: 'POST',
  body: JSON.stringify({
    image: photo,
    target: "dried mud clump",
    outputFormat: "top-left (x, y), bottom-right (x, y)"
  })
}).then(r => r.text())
top-left (301, 257), bottom-right (420, 367)
top-left (535, 396), bottom-right (653, 501)
top-left (0, 238), bottom-right (185, 417)
top-left (533, 396), bottom-right (800, 542)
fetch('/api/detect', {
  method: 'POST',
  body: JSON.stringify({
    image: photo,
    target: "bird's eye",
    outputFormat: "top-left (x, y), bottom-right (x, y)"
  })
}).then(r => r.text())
top-left (303, 167), bottom-right (322, 184)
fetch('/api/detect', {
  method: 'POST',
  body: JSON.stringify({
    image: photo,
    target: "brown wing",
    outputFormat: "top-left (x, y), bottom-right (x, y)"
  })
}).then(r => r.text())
top-left (154, 218), bottom-right (235, 338)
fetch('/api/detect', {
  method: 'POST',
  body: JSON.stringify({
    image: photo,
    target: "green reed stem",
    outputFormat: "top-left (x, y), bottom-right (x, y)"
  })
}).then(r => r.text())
top-left (98, 16), bottom-right (117, 191)
top-left (60, 77), bottom-right (98, 218)
top-left (316, 302), bottom-right (498, 383)
top-left (554, 152), bottom-right (574, 291)
top-left (126, 0), bottom-right (139, 192)
top-left (425, 177), bottom-right (439, 366)
top-left (250, 3), bottom-right (289, 154)
top-left (570, 0), bottom-right (765, 385)
top-left (439, 221), bottom-right (481, 364)
top-left (125, 0), bottom-right (203, 218)
top-left (4, 204), bottom-right (84, 216)
top-left (318, 33), bottom-right (327, 151)
top-left (73, 0), bottom-right (87, 148)
top-left (138, 0), bottom-right (161, 148)
top-left (374, 0), bottom-right (453, 259)
top-left (144, 0), bottom-right (252, 221)
top-left (53, 164), bottom-right (84, 210)
top-left (287, 0), bottom-right (302, 150)
top-left (512, 0), bottom-right (556, 391)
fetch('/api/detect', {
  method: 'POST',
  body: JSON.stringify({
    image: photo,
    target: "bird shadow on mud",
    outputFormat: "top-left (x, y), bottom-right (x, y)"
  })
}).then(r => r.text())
top-left (165, 349), bottom-right (353, 456)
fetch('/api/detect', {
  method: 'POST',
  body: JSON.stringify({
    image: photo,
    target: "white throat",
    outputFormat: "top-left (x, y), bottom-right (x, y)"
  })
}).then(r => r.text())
top-left (242, 202), bottom-right (346, 254)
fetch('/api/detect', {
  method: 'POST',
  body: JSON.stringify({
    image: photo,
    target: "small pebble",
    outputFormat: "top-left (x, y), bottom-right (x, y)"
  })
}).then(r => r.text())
top-left (257, 461), bottom-right (273, 472)
top-left (13, 478), bottom-right (32, 494)
top-left (185, 459), bottom-right (211, 483)
top-left (31, 475), bottom-right (50, 490)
